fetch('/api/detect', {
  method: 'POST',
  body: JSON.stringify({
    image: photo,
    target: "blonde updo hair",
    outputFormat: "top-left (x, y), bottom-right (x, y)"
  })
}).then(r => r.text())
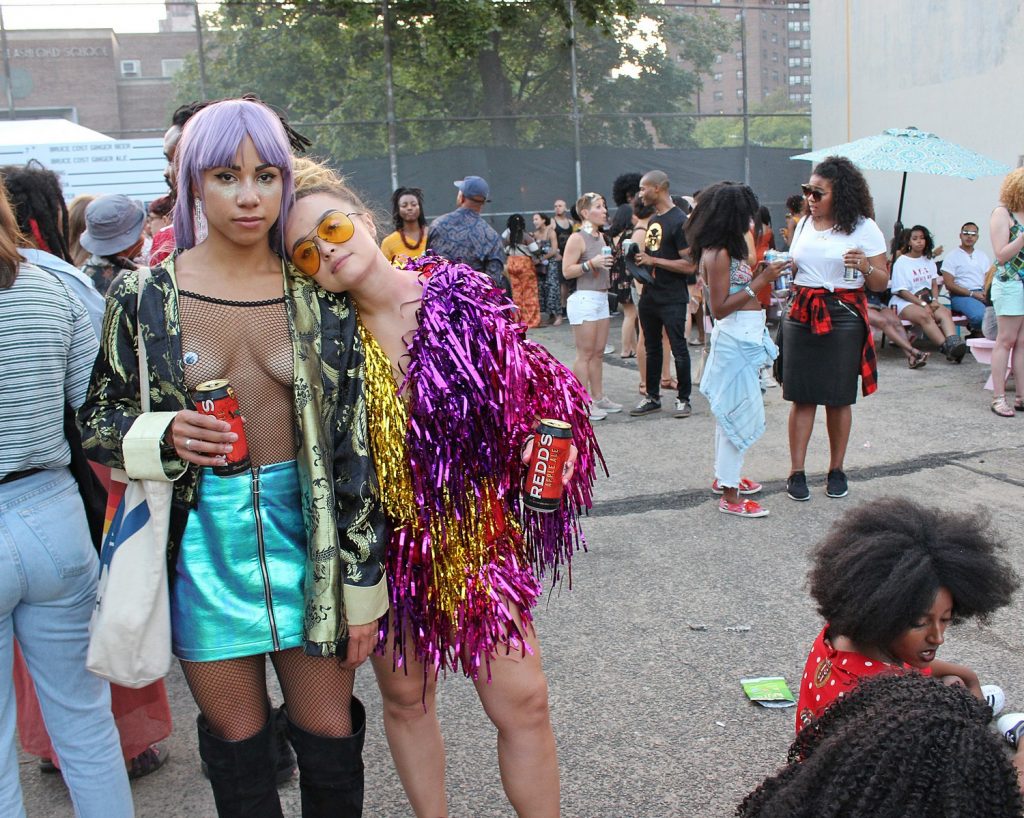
top-left (998, 168), bottom-right (1024, 214)
top-left (291, 157), bottom-right (382, 231)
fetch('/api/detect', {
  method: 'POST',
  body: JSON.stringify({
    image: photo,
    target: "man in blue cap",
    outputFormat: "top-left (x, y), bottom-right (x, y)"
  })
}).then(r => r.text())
top-left (426, 175), bottom-right (506, 285)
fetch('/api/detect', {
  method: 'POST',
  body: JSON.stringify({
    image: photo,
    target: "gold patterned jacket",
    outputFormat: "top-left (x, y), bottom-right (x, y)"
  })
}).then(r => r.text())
top-left (77, 256), bottom-right (387, 657)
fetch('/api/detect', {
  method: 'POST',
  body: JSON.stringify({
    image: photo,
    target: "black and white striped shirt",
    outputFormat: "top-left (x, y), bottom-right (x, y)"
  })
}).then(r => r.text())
top-left (0, 264), bottom-right (99, 479)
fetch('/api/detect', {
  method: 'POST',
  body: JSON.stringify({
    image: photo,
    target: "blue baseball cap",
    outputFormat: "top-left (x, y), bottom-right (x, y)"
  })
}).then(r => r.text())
top-left (454, 176), bottom-right (491, 202)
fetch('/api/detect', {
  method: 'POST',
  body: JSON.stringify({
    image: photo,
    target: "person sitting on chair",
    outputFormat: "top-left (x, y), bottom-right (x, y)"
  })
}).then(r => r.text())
top-left (941, 221), bottom-right (990, 334)
top-left (888, 225), bottom-right (967, 363)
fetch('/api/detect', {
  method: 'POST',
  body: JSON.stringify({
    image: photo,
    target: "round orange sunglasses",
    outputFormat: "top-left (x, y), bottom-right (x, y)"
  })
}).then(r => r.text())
top-left (290, 210), bottom-right (363, 276)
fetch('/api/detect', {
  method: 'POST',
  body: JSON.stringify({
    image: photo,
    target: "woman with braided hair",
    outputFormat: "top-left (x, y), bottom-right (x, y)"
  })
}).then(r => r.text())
top-left (738, 674), bottom-right (1024, 817)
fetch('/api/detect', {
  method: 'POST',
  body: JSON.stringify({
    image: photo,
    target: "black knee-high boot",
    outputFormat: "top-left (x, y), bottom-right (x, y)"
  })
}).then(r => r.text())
top-left (197, 715), bottom-right (284, 818)
top-left (287, 698), bottom-right (366, 818)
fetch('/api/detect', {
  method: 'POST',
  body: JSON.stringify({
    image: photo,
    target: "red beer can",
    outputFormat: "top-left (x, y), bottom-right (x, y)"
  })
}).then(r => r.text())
top-left (192, 379), bottom-right (251, 476)
top-left (523, 419), bottom-right (573, 513)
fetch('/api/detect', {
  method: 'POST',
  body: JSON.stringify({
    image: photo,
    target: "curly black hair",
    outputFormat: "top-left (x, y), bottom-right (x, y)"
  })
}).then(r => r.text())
top-left (1, 161), bottom-right (70, 263)
top-left (611, 172), bottom-right (642, 206)
top-left (788, 672), bottom-right (992, 765)
top-left (390, 186), bottom-right (425, 233)
top-left (785, 194), bottom-right (805, 217)
top-left (684, 181), bottom-right (759, 265)
top-left (900, 224), bottom-right (936, 258)
top-left (808, 498), bottom-right (1019, 653)
top-left (738, 675), bottom-right (1024, 818)
top-left (811, 155), bottom-right (875, 236)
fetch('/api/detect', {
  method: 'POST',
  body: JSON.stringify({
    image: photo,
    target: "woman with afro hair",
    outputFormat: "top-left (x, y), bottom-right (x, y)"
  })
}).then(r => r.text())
top-left (739, 674), bottom-right (1024, 817)
top-left (795, 498), bottom-right (1018, 733)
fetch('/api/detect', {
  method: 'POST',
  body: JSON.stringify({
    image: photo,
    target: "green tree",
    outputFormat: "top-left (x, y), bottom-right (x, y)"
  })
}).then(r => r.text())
top-left (175, 0), bottom-right (733, 160)
top-left (692, 89), bottom-right (810, 149)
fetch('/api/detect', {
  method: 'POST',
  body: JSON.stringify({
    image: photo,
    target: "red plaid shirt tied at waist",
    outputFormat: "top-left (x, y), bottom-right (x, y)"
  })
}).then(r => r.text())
top-left (788, 287), bottom-right (878, 396)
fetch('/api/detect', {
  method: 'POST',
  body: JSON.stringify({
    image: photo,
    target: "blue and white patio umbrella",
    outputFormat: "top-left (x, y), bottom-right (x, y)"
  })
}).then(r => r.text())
top-left (792, 127), bottom-right (1011, 235)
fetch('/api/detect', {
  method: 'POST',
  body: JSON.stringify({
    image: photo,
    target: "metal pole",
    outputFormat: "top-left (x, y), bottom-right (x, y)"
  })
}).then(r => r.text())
top-left (381, 0), bottom-right (399, 190)
top-left (193, 1), bottom-right (208, 99)
top-left (894, 171), bottom-right (907, 241)
top-left (0, 5), bottom-right (16, 120)
top-left (739, 6), bottom-right (749, 185)
top-left (568, 0), bottom-right (582, 199)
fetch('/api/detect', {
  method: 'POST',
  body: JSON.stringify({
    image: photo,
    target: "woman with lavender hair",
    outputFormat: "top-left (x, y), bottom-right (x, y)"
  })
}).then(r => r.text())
top-left (78, 98), bottom-right (386, 817)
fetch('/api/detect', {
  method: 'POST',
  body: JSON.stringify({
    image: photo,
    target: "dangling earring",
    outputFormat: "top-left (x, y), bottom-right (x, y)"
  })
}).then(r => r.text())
top-left (193, 196), bottom-right (208, 244)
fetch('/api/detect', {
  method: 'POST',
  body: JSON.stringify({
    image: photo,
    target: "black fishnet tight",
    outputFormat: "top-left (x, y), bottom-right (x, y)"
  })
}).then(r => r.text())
top-left (181, 648), bottom-right (356, 741)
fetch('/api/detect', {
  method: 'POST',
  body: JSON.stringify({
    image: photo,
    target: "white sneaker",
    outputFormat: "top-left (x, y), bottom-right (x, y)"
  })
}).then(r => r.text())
top-left (589, 403), bottom-right (608, 421)
top-left (997, 712), bottom-right (1024, 746)
top-left (603, 344), bottom-right (614, 355)
top-left (983, 684), bottom-right (1006, 717)
top-left (760, 366), bottom-right (777, 388)
top-left (593, 396), bottom-right (622, 413)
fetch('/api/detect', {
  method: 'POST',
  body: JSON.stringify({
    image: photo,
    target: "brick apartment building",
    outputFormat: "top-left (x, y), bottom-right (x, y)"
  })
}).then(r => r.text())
top-left (1, 4), bottom-right (197, 138)
top-left (669, 0), bottom-right (811, 115)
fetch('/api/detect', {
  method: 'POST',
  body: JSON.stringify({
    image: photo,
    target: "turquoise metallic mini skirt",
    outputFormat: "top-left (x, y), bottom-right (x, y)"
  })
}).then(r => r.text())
top-left (171, 460), bottom-right (306, 662)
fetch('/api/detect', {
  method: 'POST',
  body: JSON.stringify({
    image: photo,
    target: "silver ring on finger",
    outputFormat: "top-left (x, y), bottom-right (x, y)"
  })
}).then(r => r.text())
top-left (185, 438), bottom-right (193, 451)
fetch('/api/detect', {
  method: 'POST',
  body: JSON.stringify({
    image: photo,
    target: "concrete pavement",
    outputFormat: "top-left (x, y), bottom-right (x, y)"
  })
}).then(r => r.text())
top-left (18, 314), bottom-right (1024, 817)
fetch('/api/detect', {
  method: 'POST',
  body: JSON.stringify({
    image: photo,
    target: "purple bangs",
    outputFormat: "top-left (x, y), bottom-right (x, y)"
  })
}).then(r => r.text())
top-left (172, 98), bottom-right (294, 255)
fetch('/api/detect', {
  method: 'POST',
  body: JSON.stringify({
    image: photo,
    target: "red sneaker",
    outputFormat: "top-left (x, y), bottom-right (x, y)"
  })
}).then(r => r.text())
top-left (711, 477), bottom-right (763, 496)
top-left (718, 498), bottom-right (770, 518)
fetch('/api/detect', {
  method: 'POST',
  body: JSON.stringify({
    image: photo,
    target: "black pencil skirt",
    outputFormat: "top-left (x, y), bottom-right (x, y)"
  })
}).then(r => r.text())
top-left (782, 296), bottom-right (867, 407)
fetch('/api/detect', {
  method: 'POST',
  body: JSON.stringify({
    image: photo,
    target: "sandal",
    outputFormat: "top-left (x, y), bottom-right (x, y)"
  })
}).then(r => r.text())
top-left (128, 744), bottom-right (169, 780)
top-left (991, 395), bottom-right (1015, 418)
top-left (1015, 397), bottom-right (1024, 412)
top-left (907, 351), bottom-right (929, 369)
top-left (620, 351), bottom-right (636, 359)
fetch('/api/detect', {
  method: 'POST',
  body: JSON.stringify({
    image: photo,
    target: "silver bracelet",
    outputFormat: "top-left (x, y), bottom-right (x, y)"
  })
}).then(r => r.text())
top-left (582, 261), bottom-right (590, 274)
top-left (744, 285), bottom-right (757, 299)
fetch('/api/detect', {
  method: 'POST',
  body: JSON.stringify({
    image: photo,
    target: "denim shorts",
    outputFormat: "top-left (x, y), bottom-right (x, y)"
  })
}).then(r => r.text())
top-left (992, 275), bottom-right (1024, 316)
top-left (566, 289), bottom-right (610, 325)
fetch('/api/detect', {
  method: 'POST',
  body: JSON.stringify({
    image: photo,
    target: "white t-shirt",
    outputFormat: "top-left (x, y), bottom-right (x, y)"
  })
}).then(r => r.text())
top-left (889, 254), bottom-right (938, 314)
top-left (942, 246), bottom-right (990, 291)
top-left (790, 216), bottom-right (887, 290)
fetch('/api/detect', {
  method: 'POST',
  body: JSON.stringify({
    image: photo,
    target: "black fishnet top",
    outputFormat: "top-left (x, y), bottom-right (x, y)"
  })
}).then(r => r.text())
top-left (179, 290), bottom-right (294, 467)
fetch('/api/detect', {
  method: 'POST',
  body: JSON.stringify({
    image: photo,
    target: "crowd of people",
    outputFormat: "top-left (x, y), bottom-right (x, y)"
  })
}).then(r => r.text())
top-left (1, 92), bottom-right (1023, 818)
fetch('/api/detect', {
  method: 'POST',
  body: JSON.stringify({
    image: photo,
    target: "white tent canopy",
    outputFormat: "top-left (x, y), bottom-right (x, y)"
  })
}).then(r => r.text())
top-left (0, 119), bottom-right (112, 146)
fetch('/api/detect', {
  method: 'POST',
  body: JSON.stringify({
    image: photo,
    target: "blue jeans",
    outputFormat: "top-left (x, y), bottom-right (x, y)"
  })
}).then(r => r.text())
top-left (0, 468), bottom-right (133, 818)
top-left (949, 293), bottom-right (985, 330)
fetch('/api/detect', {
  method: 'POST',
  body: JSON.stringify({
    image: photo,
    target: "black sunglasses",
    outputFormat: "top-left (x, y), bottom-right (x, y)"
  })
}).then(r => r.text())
top-left (800, 184), bottom-right (825, 202)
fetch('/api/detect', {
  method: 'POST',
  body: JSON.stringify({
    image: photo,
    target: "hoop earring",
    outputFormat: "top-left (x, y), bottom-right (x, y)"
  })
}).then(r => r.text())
top-left (193, 196), bottom-right (208, 244)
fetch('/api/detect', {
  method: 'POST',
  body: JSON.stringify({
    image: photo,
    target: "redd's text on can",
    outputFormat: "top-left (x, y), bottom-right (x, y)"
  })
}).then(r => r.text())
top-left (523, 419), bottom-right (573, 513)
top-left (192, 379), bottom-right (251, 476)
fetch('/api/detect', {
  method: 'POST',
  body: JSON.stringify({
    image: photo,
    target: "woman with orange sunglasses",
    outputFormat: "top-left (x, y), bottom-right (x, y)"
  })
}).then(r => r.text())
top-left (284, 160), bottom-right (602, 818)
